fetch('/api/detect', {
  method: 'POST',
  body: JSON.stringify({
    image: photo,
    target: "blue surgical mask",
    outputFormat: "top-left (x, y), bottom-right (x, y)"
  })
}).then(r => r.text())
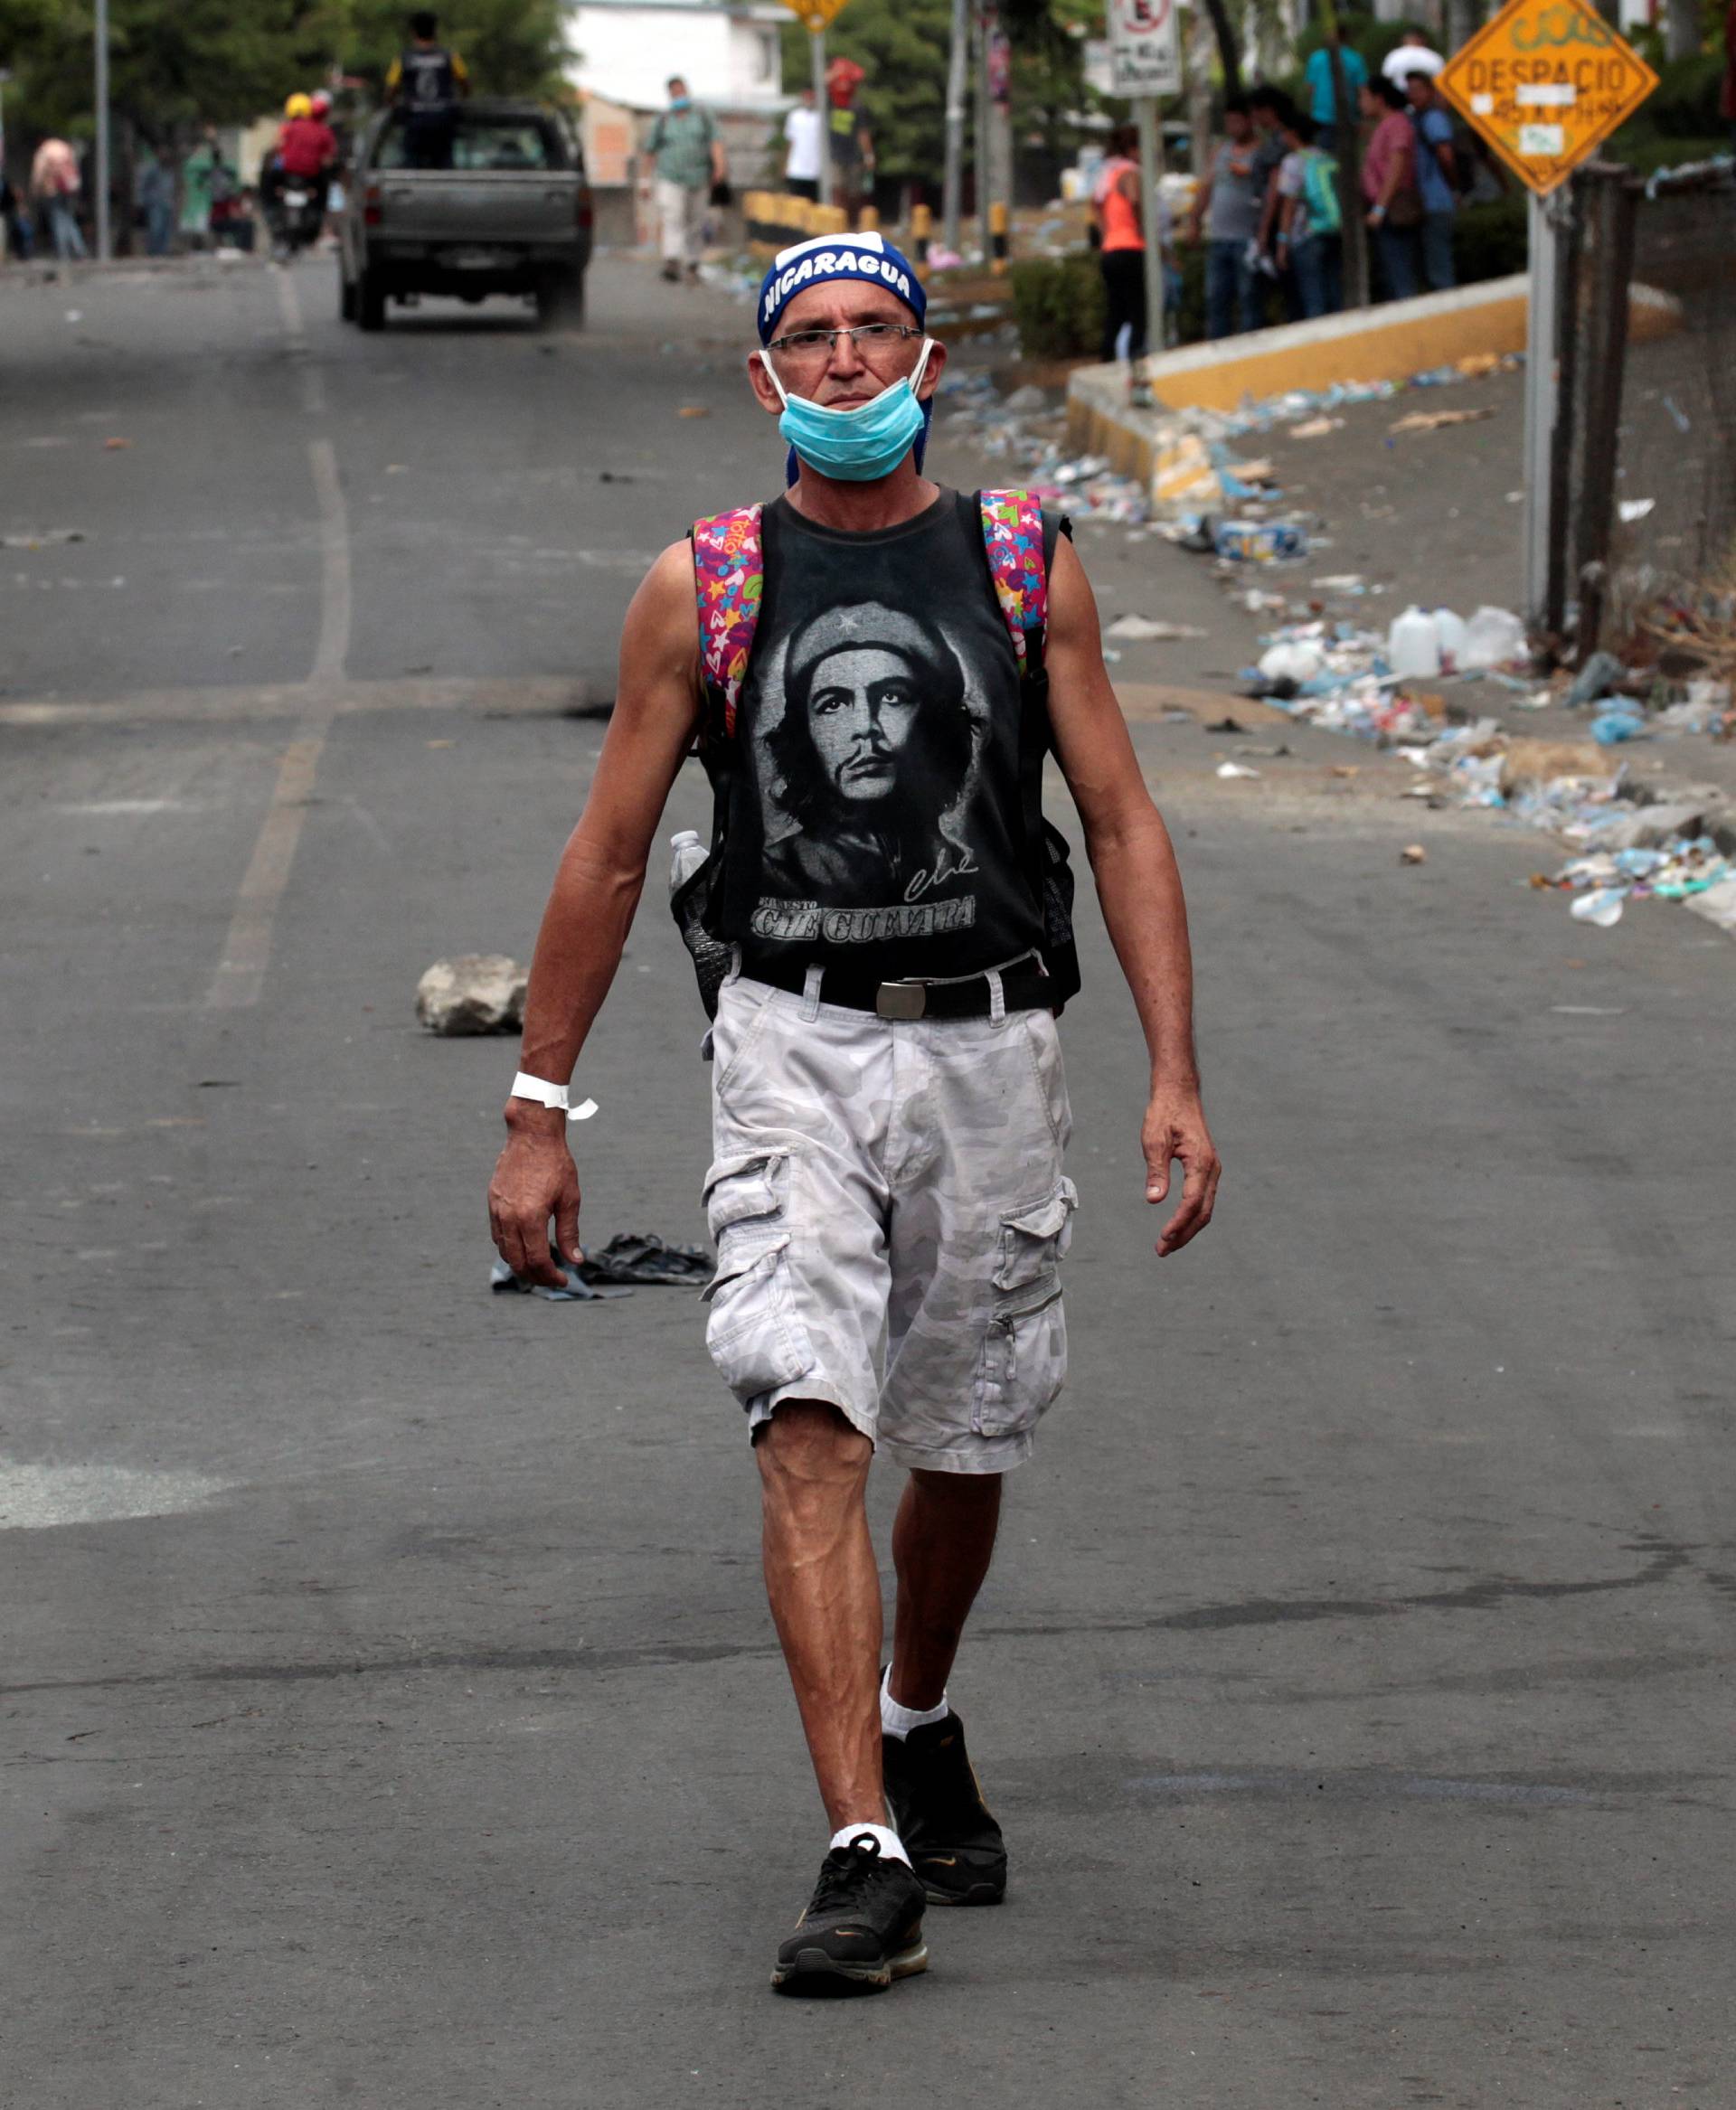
top-left (670, 94), bottom-right (690, 109)
top-left (765, 339), bottom-right (934, 483)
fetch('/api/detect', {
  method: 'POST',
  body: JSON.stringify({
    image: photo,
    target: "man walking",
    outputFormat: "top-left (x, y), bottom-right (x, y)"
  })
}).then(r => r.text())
top-left (644, 76), bottom-right (725, 282)
top-left (1184, 95), bottom-right (1262, 342)
top-left (488, 229), bottom-right (1219, 1993)
top-left (30, 136), bottom-right (86, 261)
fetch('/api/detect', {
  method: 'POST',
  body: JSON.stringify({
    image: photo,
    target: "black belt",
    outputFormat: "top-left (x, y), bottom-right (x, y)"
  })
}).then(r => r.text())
top-left (741, 955), bottom-right (1052, 1022)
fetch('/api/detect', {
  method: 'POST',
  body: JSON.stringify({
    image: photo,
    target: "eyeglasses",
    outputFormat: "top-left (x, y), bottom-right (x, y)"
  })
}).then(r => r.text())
top-left (765, 322), bottom-right (923, 361)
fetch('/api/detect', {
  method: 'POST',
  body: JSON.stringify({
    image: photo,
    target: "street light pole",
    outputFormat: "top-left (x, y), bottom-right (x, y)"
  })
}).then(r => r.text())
top-left (94, 0), bottom-right (112, 259)
top-left (941, 0), bottom-right (969, 255)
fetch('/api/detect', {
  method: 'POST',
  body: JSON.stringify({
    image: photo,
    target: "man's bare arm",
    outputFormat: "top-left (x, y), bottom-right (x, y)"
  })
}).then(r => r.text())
top-left (1043, 532), bottom-right (1222, 1256)
top-left (486, 540), bottom-right (703, 1285)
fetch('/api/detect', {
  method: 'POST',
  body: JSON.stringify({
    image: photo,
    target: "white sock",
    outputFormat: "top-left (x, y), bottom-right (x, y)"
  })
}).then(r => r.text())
top-left (881, 1665), bottom-right (949, 1740)
top-left (830, 1822), bottom-right (910, 1868)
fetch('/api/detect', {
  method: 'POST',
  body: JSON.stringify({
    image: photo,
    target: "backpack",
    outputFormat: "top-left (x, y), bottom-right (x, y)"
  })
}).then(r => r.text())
top-left (677, 488), bottom-right (1080, 1020)
top-left (1301, 149), bottom-right (1342, 236)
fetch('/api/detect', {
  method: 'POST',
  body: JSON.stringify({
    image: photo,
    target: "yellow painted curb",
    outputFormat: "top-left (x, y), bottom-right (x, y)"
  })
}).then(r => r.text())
top-left (1065, 273), bottom-right (1683, 479)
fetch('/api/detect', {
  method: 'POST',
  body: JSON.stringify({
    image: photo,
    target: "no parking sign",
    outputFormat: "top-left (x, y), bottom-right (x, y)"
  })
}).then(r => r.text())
top-left (1107, 0), bottom-right (1182, 98)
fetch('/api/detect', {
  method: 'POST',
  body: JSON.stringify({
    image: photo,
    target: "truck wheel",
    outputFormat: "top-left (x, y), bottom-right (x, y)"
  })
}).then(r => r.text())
top-left (358, 268), bottom-right (386, 332)
top-left (339, 268), bottom-right (357, 324)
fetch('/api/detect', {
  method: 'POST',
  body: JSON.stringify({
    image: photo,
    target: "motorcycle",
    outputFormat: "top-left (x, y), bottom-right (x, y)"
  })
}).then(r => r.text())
top-left (265, 165), bottom-right (326, 262)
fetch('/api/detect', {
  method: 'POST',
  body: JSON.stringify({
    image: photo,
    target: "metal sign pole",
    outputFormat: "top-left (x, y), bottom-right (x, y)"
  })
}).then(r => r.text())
top-left (1134, 96), bottom-right (1165, 357)
top-left (810, 25), bottom-right (831, 210)
top-left (94, 0), bottom-right (112, 259)
top-left (1522, 189), bottom-right (1561, 627)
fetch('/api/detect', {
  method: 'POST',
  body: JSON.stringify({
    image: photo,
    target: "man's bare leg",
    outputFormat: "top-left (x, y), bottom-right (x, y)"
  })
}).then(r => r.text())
top-left (888, 1469), bottom-right (1003, 1710)
top-left (755, 1400), bottom-right (884, 1831)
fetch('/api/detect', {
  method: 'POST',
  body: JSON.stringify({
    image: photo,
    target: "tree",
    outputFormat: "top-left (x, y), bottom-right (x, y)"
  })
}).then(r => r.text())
top-left (1197, 0), bottom-right (1243, 97)
top-left (300, 0), bottom-right (571, 102)
top-left (5, 0), bottom-right (307, 146)
top-left (780, 0), bottom-right (957, 189)
top-left (1, 0), bottom-right (569, 149)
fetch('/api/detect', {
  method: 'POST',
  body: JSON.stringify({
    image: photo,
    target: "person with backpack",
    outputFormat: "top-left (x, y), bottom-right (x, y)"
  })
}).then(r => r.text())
top-left (1404, 70), bottom-right (1459, 291)
top-left (1274, 111), bottom-right (1343, 320)
top-left (486, 228), bottom-right (1221, 1995)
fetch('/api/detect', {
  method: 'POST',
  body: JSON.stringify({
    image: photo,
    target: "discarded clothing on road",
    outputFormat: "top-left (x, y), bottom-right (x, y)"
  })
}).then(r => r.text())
top-left (490, 1231), bottom-right (713, 1303)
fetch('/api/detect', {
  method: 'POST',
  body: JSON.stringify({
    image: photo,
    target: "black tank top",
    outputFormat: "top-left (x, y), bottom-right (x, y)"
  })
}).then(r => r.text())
top-left (713, 488), bottom-right (1048, 984)
top-left (401, 47), bottom-right (458, 113)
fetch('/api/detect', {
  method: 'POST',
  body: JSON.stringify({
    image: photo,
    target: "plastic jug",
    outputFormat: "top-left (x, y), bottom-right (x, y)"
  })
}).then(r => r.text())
top-left (1387, 606), bottom-right (1441, 680)
top-left (1432, 608), bottom-right (1468, 674)
top-left (1460, 605), bottom-right (1527, 671)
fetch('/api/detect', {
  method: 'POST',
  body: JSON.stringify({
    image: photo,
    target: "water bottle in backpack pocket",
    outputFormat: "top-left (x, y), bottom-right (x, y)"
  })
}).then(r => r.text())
top-left (669, 829), bottom-right (735, 1026)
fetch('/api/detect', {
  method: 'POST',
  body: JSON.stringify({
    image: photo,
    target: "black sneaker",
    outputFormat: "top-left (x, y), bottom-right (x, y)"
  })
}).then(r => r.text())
top-left (770, 1834), bottom-right (929, 1993)
top-left (882, 1711), bottom-right (1007, 1906)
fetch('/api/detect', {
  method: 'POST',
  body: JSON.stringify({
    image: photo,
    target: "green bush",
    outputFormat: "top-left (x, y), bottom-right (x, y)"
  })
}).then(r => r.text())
top-left (1009, 253), bottom-right (1106, 359)
top-left (1644, 50), bottom-right (1722, 135)
top-left (1453, 193), bottom-right (1528, 285)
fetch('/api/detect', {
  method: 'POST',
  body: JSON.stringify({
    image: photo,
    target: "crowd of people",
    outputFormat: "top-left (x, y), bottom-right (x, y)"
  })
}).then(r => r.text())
top-left (1165, 24), bottom-right (1506, 344)
top-left (0, 10), bottom-right (467, 265)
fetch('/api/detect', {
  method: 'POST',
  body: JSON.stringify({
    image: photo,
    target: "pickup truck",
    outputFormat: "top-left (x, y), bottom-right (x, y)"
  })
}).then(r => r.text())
top-left (339, 98), bottom-right (592, 331)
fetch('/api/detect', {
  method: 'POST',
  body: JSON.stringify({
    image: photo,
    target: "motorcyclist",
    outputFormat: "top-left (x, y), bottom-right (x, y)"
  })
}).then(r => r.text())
top-left (267, 94), bottom-right (337, 256)
top-left (276, 93), bottom-right (338, 187)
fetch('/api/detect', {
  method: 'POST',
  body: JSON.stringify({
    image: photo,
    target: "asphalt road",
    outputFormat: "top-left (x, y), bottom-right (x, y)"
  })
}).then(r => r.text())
top-left (3, 255), bottom-right (1733, 2109)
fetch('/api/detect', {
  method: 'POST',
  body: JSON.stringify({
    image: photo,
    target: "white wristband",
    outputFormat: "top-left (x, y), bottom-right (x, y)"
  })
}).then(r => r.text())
top-left (511, 1071), bottom-right (598, 1122)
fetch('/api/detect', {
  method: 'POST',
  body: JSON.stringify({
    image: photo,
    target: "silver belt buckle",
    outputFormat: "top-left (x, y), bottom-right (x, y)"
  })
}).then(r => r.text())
top-left (875, 980), bottom-right (927, 1022)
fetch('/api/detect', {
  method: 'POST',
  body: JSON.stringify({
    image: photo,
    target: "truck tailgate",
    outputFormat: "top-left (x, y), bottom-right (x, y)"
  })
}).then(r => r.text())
top-left (374, 173), bottom-right (578, 246)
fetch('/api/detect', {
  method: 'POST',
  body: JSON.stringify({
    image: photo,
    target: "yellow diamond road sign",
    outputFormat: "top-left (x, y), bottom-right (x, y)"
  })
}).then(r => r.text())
top-left (777, 0), bottom-right (852, 30)
top-left (1437, 0), bottom-right (1658, 195)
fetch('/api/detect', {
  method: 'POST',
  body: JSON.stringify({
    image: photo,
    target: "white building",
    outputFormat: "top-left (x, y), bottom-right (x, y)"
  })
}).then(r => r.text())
top-left (564, 0), bottom-right (789, 117)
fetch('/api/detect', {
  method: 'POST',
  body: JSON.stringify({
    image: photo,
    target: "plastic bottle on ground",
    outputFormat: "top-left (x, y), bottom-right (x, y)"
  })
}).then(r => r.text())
top-left (1388, 606), bottom-right (1441, 680)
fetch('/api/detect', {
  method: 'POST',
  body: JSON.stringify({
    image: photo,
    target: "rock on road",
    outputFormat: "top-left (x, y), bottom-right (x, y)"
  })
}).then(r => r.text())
top-left (2, 255), bottom-right (1732, 2107)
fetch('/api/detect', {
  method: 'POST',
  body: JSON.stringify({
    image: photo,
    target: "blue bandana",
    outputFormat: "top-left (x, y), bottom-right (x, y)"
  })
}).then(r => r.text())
top-left (757, 231), bottom-right (927, 345)
top-left (757, 232), bottom-right (932, 484)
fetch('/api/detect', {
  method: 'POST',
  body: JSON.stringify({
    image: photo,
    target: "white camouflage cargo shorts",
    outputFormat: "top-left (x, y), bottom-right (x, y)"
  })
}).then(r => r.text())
top-left (700, 971), bottom-right (1078, 1473)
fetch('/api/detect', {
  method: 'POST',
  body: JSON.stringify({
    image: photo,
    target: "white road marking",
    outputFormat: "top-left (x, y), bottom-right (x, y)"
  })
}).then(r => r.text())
top-left (274, 264), bottom-right (326, 415)
top-left (307, 437), bottom-right (351, 687)
top-left (204, 716), bottom-right (329, 1008)
top-left (206, 429), bottom-right (351, 1009)
top-left (0, 1458), bottom-right (232, 1531)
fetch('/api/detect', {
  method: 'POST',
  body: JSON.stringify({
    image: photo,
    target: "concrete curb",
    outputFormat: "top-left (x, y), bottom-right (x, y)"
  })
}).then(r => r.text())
top-left (1066, 274), bottom-right (1684, 481)
top-left (3, 254), bottom-right (269, 285)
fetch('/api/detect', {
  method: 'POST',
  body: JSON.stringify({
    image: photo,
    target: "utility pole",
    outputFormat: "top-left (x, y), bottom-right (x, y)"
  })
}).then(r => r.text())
top-left (94, 0), bottom-right (112, 259)
top-left (810, 24), bottom-right (831, 210)
top-left (941, 0), bottom-right (970, 255)
top-left (976, 4), bottom-right (992, 267)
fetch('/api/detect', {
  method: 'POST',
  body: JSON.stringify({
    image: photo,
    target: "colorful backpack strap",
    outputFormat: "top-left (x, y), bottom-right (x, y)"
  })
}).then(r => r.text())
top-left (978, 488), bottom-right (1049, 679)
top-left (690, 504), bottom-right (765, 743)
